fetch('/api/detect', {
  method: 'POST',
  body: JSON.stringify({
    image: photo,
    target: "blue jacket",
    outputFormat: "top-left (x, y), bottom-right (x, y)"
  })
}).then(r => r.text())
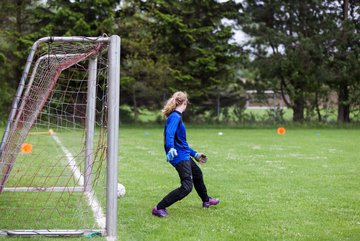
top-left (164, 111), bottom-right (197, 166)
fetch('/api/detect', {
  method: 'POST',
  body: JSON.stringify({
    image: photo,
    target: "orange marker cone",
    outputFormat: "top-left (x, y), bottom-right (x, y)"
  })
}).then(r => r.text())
top-left (277, 127), bottom-right (286, 135)
top-left (21, 143), bottom-right (33, 154)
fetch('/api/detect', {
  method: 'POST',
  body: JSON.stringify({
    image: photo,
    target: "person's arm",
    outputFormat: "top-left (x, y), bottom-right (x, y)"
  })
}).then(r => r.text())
top-left (189, 147), bottom-right (197, 158)
top-left (165, 114), bottom-right (180, 161)
top-left (165, 114), bottom-right (181, 149)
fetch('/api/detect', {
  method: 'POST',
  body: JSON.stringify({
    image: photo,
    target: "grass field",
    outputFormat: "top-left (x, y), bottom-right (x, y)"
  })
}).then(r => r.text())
top-left (1, 127), bottom-right (360, 240)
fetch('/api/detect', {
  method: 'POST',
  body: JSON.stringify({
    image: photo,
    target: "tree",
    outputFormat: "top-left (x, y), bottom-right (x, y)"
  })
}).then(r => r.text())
top-left (240, 0), bottom-right (335, 122)
top-left (240, 0), bottom-right (360, 122)
top-left (0, 0), bottom-right (47, 121)
top-left (324, 0), bottom-right (359, 122)
top-left (45, 0), bottom-right (120, 36)
top-left (133, 0), bottom-right (244, 118)
top-left (116, 2), bottom-right (174, 121)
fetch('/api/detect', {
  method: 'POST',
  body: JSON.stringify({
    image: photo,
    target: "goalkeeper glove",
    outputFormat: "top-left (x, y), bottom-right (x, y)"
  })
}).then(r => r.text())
top-left (166, 148), bottom-right (178, 161)
top-left (194, 152), bottom-right (207, 164)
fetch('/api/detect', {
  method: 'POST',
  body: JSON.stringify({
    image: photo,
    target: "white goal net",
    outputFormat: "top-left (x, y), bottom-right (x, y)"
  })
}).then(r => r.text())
top-left (0, 36), bottom-right (120, 239)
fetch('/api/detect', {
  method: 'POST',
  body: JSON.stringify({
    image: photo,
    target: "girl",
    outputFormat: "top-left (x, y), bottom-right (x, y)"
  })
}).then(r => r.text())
top-left (152, 91), bottom-right (219, 217)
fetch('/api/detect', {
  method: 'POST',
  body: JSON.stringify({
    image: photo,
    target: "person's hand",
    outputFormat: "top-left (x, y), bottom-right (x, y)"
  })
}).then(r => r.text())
top-left (195, 153), bottom-right (208, 164)
top-left (166, 148), bottom-right (178, 161)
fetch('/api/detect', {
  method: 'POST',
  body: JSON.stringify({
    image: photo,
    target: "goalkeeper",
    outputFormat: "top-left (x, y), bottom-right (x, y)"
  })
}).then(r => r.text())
top-left (152, 91), bottom-right (219, 218)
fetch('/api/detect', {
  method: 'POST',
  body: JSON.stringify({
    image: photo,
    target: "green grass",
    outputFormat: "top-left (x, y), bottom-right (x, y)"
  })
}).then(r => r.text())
top-left (117, 127), bottom-right (360, 241)
top-left (1, 127), bottom-right (360, 240)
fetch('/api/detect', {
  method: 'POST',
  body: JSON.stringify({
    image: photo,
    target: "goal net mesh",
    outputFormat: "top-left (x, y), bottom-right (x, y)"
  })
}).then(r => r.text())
top-left (0, 38), bottom-right (110, 231)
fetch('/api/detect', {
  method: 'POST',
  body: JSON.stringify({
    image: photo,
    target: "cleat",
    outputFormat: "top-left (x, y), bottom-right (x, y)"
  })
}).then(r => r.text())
top-left (152, 207), bottom-right (168, 217)
top-left (203, 198), bottom-right (219, 208)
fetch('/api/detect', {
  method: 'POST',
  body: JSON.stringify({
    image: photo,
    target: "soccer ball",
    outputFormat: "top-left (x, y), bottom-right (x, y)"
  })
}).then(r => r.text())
top-left (117, 183), bottom-right (126, 198)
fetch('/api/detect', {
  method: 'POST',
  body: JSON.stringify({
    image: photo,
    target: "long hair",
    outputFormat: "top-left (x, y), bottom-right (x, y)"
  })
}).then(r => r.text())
top-left (161, 91), bottom-right (188, 118)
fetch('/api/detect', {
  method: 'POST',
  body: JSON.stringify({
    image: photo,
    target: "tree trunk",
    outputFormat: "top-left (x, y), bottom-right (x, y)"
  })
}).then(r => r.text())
top-left (315, 92), bottom-right (322, 122)
top-left (343, 0), bottom-right (349, 20)
top-left (15, 0), bottom-right (23, 87)
top-left (337, 0), bottom-right (351, 123)
top-left (337, 81), bottom-right (350, 122)
top-left (132, 86), bottom-right (138, 122)
top-left (293, 97), bottom-right (305, 122)
top-left (16, 0), bottom-right (22, 33)
top-left (216, 89), bottom-right (220, 118)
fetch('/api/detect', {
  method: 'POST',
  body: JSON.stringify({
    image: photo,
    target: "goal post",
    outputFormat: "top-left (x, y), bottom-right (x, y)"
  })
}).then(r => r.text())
top-left (0, 35), bottom-right (120, 240)
top-left (106, 34), bottom-right (121, 240)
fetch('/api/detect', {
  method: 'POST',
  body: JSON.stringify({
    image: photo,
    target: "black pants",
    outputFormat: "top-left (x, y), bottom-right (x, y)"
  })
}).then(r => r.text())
top-left (157, 159), bottom-right (209, 209)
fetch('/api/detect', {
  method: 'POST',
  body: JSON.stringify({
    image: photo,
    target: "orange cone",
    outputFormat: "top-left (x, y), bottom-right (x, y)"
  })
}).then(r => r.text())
top-left (277, 127), bottom-right (286, 135)
top-left (21, 143), bottom-right (33, 154)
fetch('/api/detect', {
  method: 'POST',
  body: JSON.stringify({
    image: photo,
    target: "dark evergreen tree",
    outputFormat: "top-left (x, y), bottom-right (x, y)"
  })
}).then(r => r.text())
top-left (323, 0), bottom-right (359, 122)
top-left (240, 0), bottom-right (359, 122)
top-left (240, 0), bottom-right (333, 122)
top-left (131, 0), bottom-right (244, 118)
top-left (0, 0), bottom-right (46, 121)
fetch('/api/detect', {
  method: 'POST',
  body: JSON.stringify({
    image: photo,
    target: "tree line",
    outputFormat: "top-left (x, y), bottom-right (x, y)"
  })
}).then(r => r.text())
top-left (0, 0), bottom-right (359, 123)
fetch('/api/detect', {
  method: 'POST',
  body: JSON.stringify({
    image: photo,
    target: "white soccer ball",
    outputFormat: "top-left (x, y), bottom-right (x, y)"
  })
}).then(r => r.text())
top-left (117, 183), bottom-right (126, 198)
top-left (218, 132), bottom-right (223, 136)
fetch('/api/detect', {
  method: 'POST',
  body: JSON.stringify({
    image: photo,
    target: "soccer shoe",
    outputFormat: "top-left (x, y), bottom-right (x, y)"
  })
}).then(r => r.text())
top-left (152, 207), bottom-right (168, 217)
top-left (202, 198), bottom-right (220, 208)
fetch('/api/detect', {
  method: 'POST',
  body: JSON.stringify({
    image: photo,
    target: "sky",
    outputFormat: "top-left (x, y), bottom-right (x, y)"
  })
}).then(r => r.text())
top-left (217, 0), bottom-right (248, 44)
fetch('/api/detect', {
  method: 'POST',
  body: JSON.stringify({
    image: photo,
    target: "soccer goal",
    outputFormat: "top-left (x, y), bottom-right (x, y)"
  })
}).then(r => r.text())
top-left (0, 35), bottom-right (120, 240)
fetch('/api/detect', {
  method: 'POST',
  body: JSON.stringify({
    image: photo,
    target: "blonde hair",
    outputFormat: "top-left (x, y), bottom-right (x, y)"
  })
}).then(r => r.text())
top-left (162, 91), bottom-right (188, 117)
